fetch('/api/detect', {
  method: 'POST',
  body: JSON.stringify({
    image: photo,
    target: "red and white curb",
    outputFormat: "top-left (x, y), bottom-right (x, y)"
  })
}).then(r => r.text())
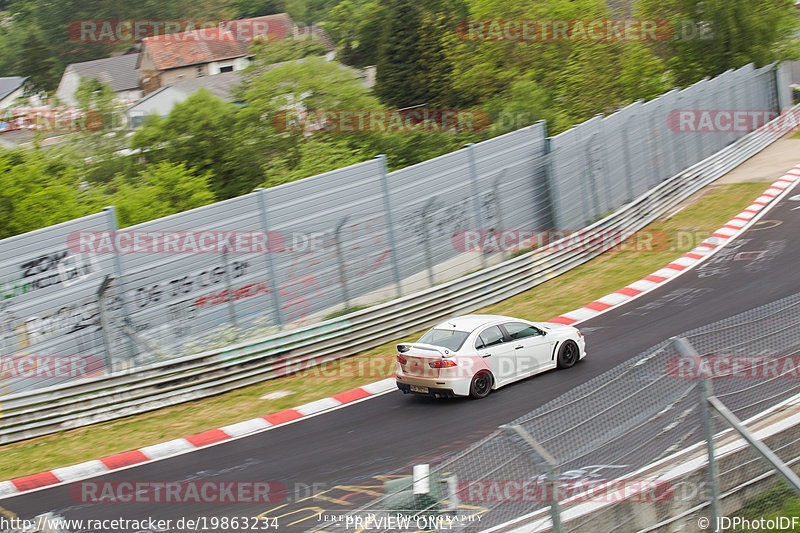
top-left (2, 167), bottom-right (798, 499)
top-left (548, 167), bottom-right (800, 325)
top-left (0, 378), bottom-right (396, 498)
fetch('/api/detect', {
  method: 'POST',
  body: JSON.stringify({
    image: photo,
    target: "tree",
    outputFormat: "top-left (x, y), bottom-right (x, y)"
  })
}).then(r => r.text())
top-left (234, 0), bottom-right (285, 18)
top-left (75, 77), bottom-right (118, 130)
top-left (248, 37), bottom-right (329, 65)
top-left (261, 137), bottom-right (367, 186)
top-left (238, 57), bottom-right (380, 177)
top-left (373, 0), bottom-right (427, 108)
top-left (15, 28), bottom-right (59, 91)
top-left (131, 90), bottom-right (253, 199)
top-left (414, 2), bottom-right (466, 108)
top-left (635, 0), bottom-right (800, 84)
top-left (0, 149), bottom-right (105, 238)
top-left (483, 74), bottom-right (570, 136)
top-left (323, 0), bottom-right (360, 62)
top-left (112, 162), bottom-right (215, 227)
top-left (618, 44), bottom-right (675, 103)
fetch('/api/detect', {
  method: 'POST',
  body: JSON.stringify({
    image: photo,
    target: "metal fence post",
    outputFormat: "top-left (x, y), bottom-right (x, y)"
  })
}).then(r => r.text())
top-left (376, 155), bottom-right (403, 298)
top-left (673, 336), bottom-right (719, 529)
top-left (621, 108), bottom-right (638, 201)
top-left (97, 275), bottom-right (115, 373)
top-left (647, 104), bottom-right (664, 187)
top-left (421, 197), bottom-right (437, 288)
top-left (773, 63), bottom-right (785, 113)
top-left (333, 216), bottom-right (351, 310)
top-left (220, 243), bottom-right (239, 336)
top-left (500, 424), bottom-right (562, 533)
top-left (695, 87), bottom-right (706, 161)
top-left (541, 122), bottom-right (560, 230)
top-left (582, 124), bottom-right (603, 223)
top-left (665, 90), bottom-right (681, 178)
top-left (102, 206), bottom-right (137, 362)
top-left (464, 143), bottom-right (486, 268)
top-left (708, 396), bottom-right (800, 496)
top-left (492, 175), bottom-right (507, 261)
top-left (255, 188), bottom-right (285, 327)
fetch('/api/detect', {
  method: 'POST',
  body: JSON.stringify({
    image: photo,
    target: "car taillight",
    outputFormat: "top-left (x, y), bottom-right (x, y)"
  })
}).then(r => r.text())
top-left (397, 355), bottom-right (408, 365)
top-left (429, 359), bottom-right (457, 368)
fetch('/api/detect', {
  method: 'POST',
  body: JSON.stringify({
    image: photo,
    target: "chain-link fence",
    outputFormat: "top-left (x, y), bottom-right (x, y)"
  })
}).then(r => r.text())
top-left (0, 63), bottom-right (789, 395)
top-left (317, 292), bottom-right (800, 532)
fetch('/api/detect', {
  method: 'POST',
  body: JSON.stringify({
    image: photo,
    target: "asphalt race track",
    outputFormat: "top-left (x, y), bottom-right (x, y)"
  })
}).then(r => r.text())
top-left (2, 186), bottom-right (799, 532)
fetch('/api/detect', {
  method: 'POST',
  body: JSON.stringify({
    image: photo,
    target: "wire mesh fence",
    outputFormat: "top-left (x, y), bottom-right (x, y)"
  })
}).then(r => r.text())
top-left (316, 292), bottom-right (800, 533)
top-left (0, 63), bottom-right (789, 395)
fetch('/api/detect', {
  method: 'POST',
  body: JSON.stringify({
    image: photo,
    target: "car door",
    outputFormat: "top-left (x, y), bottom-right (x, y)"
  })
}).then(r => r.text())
top-left (475, 325), bottom-right (517, 385)
top-left (500, 322), bottom-right (553, 376)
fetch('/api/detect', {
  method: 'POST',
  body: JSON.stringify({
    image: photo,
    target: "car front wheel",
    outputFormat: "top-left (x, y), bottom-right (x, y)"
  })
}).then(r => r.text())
top-left (557, 340), bottom-right (579, 369)
top-left (469, 371), bottom-right (493, 399)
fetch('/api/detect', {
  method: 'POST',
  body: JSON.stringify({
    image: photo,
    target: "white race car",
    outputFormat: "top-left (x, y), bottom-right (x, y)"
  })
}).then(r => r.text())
top-left (396, 314), bottom-right (585, 399)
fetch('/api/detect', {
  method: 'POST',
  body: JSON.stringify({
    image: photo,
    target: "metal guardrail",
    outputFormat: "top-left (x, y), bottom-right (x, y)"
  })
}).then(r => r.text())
top-left (0, 109), bottom-right (793, 444)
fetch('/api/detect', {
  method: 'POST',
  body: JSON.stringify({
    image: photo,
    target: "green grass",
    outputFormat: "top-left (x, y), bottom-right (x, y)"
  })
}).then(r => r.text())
top-left (734, 483), bottom-right (800, 532)
top-left (0, 181), bottom-right (772, 481)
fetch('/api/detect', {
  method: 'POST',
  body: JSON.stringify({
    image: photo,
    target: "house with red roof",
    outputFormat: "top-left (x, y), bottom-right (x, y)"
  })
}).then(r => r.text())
top-left (137, 13), bottom-right (332, 95)
top-left (137, 14), bottom-right (294, 94)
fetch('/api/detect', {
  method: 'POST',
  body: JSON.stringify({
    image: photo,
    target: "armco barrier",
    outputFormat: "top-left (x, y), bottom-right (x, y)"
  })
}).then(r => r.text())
top-left (0, 107), bottom-right (794, 445)
top-left (482, 392), bottom-right (800, 533)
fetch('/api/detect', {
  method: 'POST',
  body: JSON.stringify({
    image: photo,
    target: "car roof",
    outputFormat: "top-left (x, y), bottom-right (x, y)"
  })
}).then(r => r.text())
top-left (433, 314), bottom-right (526, 332)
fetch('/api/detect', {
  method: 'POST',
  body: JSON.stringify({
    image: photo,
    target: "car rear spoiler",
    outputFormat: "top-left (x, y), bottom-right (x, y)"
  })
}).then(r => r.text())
top-left (396, 342), bottom-right (452, 357)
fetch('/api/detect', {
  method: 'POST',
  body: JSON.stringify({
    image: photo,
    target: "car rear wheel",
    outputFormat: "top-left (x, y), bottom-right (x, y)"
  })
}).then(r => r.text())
top-left (557, 340), bottom-right (579, 369)
top-left (469, 371), bottom-right (493, 399)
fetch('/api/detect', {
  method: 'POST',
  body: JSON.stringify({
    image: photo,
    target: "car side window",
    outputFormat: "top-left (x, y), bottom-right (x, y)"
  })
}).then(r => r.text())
top-left (478, 325), bottom-right (505, 348)
top-left (503, 322), bottom-right (543, 340)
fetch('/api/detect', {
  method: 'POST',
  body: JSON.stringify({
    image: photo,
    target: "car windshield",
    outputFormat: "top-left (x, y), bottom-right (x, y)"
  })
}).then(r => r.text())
top-left (418, 329), bottom-right (470, 352)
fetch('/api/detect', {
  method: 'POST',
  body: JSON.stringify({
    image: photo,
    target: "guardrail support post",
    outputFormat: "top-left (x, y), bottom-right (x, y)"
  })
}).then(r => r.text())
top-left (221, 243), bottom-right (239, 336)
top-left (501, 424), bottom-right (563, 533)
top-left (708, 396), bottom-right (800, 496)
top-left (673, 336), bottom-right (720, 530)
top-left (255, 188), bottom-right (285, 328)
top-left (421, 197), bottom-right (437, 288)
top-left (492, 174), bottom-right (507, 261)
top-left (97, 275), bottom-right (115, 373)
top-left (376, 155), bottom-right (404, 298)
top-left (621, 107), bottom-right (638, 201)
top-left (103, 206), bottom-right (137, 362)
top-left (464, 143), bottom-right (486, 269)
top-left (334, 216), bottom-right (351, 310)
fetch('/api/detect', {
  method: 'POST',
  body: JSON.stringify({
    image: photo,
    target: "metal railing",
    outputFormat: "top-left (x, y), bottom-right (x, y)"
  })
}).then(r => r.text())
top-left (0, 63), bottom-right (783, 397)
top-left (0, 104), bottom-right (792, 445)
top-left (316, 291), bottom-right (800, 533)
